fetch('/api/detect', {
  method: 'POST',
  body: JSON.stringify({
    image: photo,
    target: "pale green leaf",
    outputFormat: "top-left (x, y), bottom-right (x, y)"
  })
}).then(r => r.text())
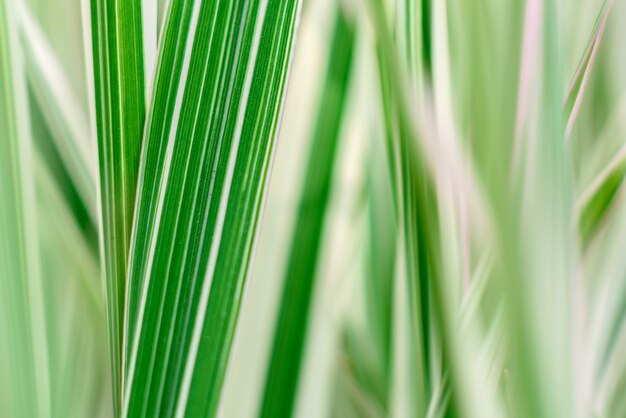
top-left (20, 4), bottom-right (98, 223)
top-left (0, 0), bottom-right (50, 415)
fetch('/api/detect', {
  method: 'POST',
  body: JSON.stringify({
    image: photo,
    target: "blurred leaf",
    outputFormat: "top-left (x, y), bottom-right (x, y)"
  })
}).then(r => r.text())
top-left (564, 0), bottom-right (613, 139)
top-left (258, 9), bottom-right (356, 418)
top-left (20, 4), bottom-right (97, 223)
top-left (28, 86), bottom-right (98, 246)
top-left (0, 0), bottom-right (50, 415)
top-left (34, 150), bottom-right (110, 418)
top-left (578, 144), bottom-right (626, 246)
top-left (374, 22), bottom-right (434, 418)
top-left (576, 92), bottom-right (626, 247)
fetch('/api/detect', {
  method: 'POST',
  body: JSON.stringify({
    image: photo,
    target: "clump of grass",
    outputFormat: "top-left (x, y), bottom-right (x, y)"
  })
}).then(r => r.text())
top-left (1, 0), bottom-right (626, 417)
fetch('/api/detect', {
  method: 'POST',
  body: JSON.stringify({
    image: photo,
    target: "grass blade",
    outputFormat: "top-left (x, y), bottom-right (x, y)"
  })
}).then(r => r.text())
top-left (84, 0), bottom-right (153, 411)
top-left (575, 94), bottom-right (626, 246)
top-left (258, 9), bottom-right (356, 418)
top-left (578, 143), bottom-right (626, 246)
top-left (370, 0), bottom-right (507, 416)
top-left (123, 0), bottom-right (303, 415)
top-left (374, 23), bottom-right (433, 417)
top-left (0, 0), bottom-right (50, 415)
top-left (564, 0), bottom-right (613, 139)
top-left (34, 149), bottom-right (110, 418)
top-left (19, 4), bottom-right (98, 224)
top-left (492, 0), bottom-right (574, 416)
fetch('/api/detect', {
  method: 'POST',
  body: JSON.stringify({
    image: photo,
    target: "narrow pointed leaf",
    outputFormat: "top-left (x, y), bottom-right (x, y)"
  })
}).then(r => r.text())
top-left (84, 0), bottom-right (153, 410)
top-left (34, 150), bottom-right (110, 418)
top-left (258, 10), bottom-right (356, 418)
top-left (578, 143), bottom-right (626, 246)
top-left (20, 4), bottom-right (98, 223)
top-left (563, 0), bottom-right (612, 139)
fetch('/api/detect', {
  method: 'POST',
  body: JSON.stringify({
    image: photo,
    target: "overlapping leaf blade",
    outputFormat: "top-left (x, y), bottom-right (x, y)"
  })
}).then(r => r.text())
top-left (123, 0), bottom-right (303, 416)
top-left (34, 149), bottom-right (110, 418)
top-left (563, 0), bottom-right (613, 139)
top-left (85, 0), bottom-right (153, 411)
top-left (371, 1), bottom-right (436, 414)
top-left (20, 4), bottom-right (98, 224)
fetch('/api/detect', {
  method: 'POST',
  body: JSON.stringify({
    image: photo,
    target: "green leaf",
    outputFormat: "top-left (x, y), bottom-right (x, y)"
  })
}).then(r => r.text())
top-left (575, 94), bottom-right (626, 247)
top-left (34, 150), bottom-right (110, 418)
top-left (84, 0), bottom-right (154, 411)
top-left (0, 0), bottom-right (50, 415)
top-left (374, 31), bottom-right (433, 418)
top-left (563, 0), bottom-right (613, 139)
top-left (489, 0), bottom-right (574, 416)
top-left (258, 9), bottom-right (356, 418)
top-left (28, 84), bottom-right (98, 247)
top-left (370, 1), bottom-right (508, 417)
top-left (20, 4), bottom-right (98, 224)
top-left (578, 145), bottom-right (626, 246)
top-left (359, 128), bottom-right (398, 412)
top-left (123, 0), bottom-right (303, 416)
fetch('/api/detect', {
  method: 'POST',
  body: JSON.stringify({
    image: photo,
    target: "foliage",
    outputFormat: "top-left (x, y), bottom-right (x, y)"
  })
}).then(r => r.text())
top-left (1, 0), bottom-right (626, 417)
